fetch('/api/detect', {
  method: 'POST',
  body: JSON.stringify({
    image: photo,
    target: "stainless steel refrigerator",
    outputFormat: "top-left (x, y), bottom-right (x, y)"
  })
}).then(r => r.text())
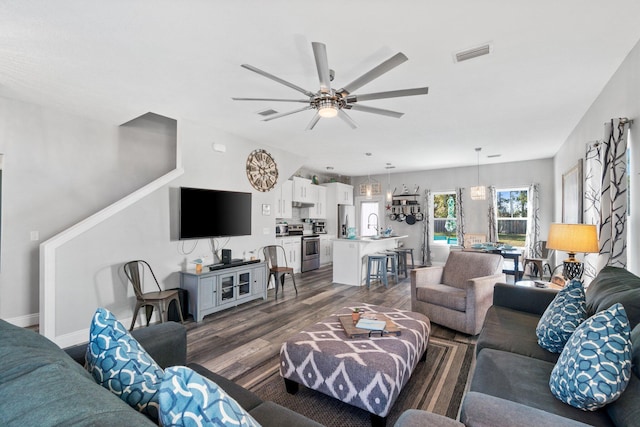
top-left (338, 204), bottom-right (356, 238)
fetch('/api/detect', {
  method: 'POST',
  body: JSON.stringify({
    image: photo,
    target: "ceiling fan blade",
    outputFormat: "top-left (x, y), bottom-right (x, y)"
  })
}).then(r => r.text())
top-left (305, 112), bottom-right (321, 130)
top-left (262, 106), bottom-right (313, 121)
top-left (337, 52), bottom-right (408, 96)
top-left (348, 104), bottom-right (404, 118)
top-left (232, 97), bottom-right (309, 103)
top-left (312, 42), bottom-right (331, 93)
top-left (241, 64), bottom-right (315, 97)
top-left (338, 109), bottom-right (358, 129)
top-left (346, 87), bottom-right (429, 103)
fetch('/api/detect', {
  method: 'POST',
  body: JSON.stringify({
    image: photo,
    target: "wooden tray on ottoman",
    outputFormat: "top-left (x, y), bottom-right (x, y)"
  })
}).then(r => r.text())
top-left (339, 313), bottom-right (401, 338)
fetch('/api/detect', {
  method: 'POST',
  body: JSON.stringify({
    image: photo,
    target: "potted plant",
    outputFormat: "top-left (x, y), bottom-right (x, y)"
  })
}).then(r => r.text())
top-left (352, 308), bottom-right (362, 322)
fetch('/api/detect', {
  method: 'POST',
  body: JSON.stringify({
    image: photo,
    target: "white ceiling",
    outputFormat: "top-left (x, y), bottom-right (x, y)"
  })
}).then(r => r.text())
top-left (2, 1), bottom-right (640, 176)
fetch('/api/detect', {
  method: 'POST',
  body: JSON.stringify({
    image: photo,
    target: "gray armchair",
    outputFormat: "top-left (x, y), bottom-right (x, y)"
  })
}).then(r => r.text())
top-left (411, 251), bottom-right (505, 335)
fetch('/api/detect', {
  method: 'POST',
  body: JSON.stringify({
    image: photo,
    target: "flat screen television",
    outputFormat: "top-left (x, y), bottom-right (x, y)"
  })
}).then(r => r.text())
top-left (179, 187), bottom-right (252, 239)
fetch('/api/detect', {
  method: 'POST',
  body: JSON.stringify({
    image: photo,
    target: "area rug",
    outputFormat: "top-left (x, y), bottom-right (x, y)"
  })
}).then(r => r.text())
top-left (234, 337), bottom-right (474, 427)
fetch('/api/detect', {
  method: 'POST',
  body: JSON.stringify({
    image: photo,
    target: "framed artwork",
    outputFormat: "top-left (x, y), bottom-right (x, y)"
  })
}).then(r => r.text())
top-left (562, 159), bottom-right (583, 223)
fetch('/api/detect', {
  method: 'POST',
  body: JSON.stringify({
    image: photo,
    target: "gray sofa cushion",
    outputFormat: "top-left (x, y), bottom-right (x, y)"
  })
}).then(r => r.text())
top-left (461, 392), bottom-right (593, 427)
top-left (586, 266), bottom-right (640, 329)
top-left (187, 363), bottom-right (323, 427)
top-left (416, 283), bottom-right (466, 311)
top-left (606, 323), bottom-right (640, 426)
top-left (394, 409), bottom-right (464, 426)
top-left (477, 305), bottom-right (560, 363)
top-left (471, 348), bottom-right (613, 426)
top-left (0, 319), bottom-right (154, 426)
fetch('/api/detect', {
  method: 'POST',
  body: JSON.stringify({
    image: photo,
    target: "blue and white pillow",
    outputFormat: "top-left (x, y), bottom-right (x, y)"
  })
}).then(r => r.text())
top-left (158, 366), bottom-right (261, 427)
top-left (536, 280), bottom-right (587, 353)
top-left (85, 308), bottom-right (164, 420)
top-left (549, 303), bottom-right (632, 411)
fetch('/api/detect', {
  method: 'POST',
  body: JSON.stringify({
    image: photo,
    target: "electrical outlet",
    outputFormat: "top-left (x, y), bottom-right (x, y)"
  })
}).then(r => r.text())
top-left (263, 227), bottom-right (271, 235)
top-left (30, 231), bottom-right (39, 241)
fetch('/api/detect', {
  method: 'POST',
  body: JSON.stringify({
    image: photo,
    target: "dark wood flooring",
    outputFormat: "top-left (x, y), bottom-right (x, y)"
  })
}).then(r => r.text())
top-left (183, 264), bottom-right (477, 385)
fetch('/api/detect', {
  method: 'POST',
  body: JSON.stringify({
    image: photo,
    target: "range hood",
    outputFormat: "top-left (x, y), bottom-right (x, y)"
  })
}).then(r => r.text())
top-left (292, 201), bottom-right (315, 208)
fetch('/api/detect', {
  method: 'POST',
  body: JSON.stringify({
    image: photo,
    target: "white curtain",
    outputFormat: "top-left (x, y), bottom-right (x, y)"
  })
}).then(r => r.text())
top-left (524, 183), bottom-right (541, 258)
top-left (455, 187), bottom-right (466, 246)
top-left (487, 186), bottom-right (498, 243)
top-left (583, 118), bottom-right (630, 284)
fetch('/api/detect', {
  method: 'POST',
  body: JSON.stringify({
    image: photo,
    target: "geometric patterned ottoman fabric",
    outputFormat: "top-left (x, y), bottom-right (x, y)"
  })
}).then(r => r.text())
top-left (279, 304), bottom-right (430, 418)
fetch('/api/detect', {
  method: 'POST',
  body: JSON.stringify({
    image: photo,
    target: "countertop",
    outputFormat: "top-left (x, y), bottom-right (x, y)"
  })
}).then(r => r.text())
top-left (332, 235), bottom-right (408, 243)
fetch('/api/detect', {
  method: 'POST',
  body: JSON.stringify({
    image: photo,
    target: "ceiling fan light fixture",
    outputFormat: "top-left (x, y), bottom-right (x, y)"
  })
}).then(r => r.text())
top-left (317, 98), bottom-right (338, 118)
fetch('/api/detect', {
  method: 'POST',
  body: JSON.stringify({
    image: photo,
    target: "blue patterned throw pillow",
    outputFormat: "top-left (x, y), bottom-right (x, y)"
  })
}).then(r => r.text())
top-left (549, 303), bottom-right (632, 411)
top-left (158, 366), bottom-right (261, 427)
top-left (536, 280), bottom-right (587, 353)
top-left (85, 308), bottom-right (164, 420)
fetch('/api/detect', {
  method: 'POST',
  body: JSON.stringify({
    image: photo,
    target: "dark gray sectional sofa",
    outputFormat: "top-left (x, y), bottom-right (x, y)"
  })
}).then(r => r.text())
top-left (0, 319), bottom-right (322, 427)
top-left (459, 266), bottom-right (640, 427)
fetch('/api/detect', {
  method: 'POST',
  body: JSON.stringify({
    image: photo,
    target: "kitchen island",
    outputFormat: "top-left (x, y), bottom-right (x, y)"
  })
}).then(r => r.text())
top-left (332, 235), bottom-right (409, 286)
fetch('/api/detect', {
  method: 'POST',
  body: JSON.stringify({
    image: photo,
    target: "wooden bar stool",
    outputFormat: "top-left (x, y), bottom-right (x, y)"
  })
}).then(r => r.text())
top-left (366, 254), bottom-right (389, 288)
top-left (384, 251), bottom-right (399, 283)
top-left (394, 248), bottom-right (415, 278)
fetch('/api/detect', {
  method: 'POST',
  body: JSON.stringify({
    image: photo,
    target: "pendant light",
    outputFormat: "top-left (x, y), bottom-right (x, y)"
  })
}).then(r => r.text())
top-left (385, 163), bottom-right (394, 202)
top-left (470, 147), bottom-right (486, 200)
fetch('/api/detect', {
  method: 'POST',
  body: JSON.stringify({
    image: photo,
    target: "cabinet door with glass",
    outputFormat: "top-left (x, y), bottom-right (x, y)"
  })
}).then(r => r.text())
top-left (237, 271), bottom-right (252, 300)
top-left (218, 272), bottom-right (236, 305)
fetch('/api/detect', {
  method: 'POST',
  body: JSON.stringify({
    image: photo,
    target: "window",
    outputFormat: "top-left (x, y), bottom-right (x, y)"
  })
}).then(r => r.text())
top-left (496, 188), bottom-right (528, 247)
top-left (433, 192), bottom-right (457, 244)
top-left (360, 201), bottom-right (380, 237)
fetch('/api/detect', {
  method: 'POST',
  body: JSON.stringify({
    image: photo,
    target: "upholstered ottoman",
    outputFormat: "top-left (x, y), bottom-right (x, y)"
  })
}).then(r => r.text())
top-left (279, 304), bottom-right (430, 426)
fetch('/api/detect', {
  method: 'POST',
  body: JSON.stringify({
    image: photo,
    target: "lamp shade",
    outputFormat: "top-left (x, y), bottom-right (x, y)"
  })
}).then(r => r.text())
top-left (546, 223), bottom-right (599, 256)
top-left (470, 185), bottom-right (486, 200)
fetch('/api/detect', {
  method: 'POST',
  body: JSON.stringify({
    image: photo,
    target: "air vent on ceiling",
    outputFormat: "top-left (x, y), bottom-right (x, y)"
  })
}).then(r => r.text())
top-left (454, 43), bottom-right (492, 63)
top-left (257, 109), bottom-right (278, 117)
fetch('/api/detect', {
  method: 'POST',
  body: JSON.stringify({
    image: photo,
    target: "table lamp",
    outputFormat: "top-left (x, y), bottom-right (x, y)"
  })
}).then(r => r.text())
top-left (546, 223), bottom-right (599, 280)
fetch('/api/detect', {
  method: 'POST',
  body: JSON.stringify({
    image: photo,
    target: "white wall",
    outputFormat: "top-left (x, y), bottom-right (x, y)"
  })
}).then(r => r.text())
top-left (0, 98), bottom-right (176, 325)
top-left (50, 118), bottom-right (304, 341)
top-left (553, 38), bottom-right (640, 274)
top-left (353, 158), bottom-right (555, 264)
top-left (0, 94), bottom-right (305, 336)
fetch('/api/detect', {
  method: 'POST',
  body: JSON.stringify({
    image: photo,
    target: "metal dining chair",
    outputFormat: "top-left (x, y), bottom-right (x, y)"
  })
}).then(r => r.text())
top-left (263, 245), bottom-right (297, 298)
top-left (123, 260), bottom-right (184, 331)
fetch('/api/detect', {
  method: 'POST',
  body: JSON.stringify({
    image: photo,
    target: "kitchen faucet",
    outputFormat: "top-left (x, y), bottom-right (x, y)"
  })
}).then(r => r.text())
top-left (367, 213), bottom-right (379, 235)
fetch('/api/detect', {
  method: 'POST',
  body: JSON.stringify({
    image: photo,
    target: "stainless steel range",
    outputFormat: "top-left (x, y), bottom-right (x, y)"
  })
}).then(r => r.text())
top-left (301, 234), bottom-right (320, 272)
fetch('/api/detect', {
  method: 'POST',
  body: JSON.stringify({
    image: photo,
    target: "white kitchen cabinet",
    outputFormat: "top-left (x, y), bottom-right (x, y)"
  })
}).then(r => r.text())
top-left (320, 235), bottom-right (332, 265)
top-left (283, 237), bottom-right (301, 273)
top-left (322, 182), bottom-right (354, 237)
top-left (292, 176), bottom-right (312, 203)
top-left (301, 185), bottom-right (327, 219)
top-left (315, 185), bottom-right (327, 218)
top-left (324, 182), bottom-right (353, 205)
top-left (275, 179), bottom-right (293, 219)
top-left (276, 236), bottom-right (301, 274)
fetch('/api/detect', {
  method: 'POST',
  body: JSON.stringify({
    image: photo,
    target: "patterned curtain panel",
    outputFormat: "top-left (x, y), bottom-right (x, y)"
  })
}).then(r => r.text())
top-left (524, 183), bottom-right (541, 258)
top-left (583, 118), bottom-right (629, 284)
top-left (421, 189), bottom-right (432, 266)
top-left (487, 186), bottom-right (498, 243)
top-left (455, 187), bottom-right (466, 247)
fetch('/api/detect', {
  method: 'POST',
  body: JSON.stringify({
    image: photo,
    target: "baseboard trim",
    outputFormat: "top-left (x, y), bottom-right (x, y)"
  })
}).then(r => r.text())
top-left (5, 313), bottom-right (39, 328)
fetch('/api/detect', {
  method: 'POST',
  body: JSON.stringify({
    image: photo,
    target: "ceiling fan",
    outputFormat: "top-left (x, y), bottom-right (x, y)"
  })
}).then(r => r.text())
top-left (232, 42), bottom-right (429, 130)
